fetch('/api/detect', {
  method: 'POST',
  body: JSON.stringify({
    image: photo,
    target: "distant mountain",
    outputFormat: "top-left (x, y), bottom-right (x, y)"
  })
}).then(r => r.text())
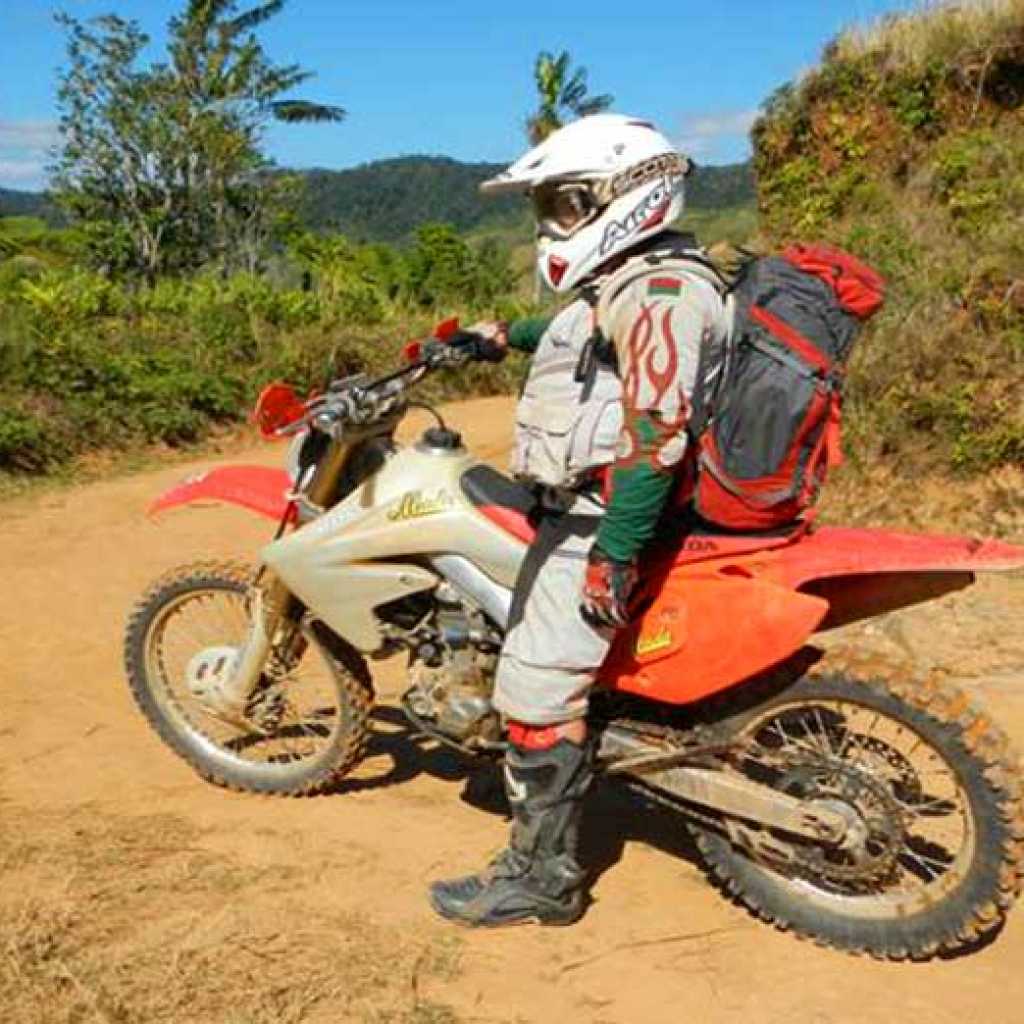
top-left (0, 187), bottom-right (61, 224)
top-left (1, 156), bottom-right (755, 244)
top-left (297, 155), bottom-right (755, 242)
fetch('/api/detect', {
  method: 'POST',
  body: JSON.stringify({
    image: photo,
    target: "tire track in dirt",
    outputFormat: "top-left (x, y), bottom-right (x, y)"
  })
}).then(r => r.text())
top-left (2, 395), bottom-right (1023, 1023)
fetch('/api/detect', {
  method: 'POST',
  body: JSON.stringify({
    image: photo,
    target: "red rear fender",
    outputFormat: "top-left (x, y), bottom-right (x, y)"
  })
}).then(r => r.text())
top-left (602, 525), bottom-right (1024, 703)
top-left (772, 526), bottom-right (1024, 585)
top-left (771, 526), bottom-right (1024, 629)
top-left (148, 465), bottom-right (293, 522)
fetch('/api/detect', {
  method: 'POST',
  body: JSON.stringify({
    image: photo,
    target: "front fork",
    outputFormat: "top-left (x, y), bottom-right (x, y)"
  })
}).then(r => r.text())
top-left (204, 574), bottom-right (298, 721)
top-left (210, 432), bottom-right (358, 718)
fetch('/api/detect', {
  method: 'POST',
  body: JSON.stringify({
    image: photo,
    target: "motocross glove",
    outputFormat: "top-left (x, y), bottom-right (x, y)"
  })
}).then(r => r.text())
top-left (460, 321), bottom-right (509, 363)
top-left (580, 545), bottom-right (639, 629)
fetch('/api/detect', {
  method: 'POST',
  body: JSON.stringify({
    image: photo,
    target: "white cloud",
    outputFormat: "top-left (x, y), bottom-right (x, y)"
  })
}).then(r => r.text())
top-left (676, 109), bottom-right (758, 164)
top-left (0, 159), bottom-right (48, 186)
top-left (0, 120), bottom-right (59, 190)
top-left (0, 120), bottom-right (61, 150)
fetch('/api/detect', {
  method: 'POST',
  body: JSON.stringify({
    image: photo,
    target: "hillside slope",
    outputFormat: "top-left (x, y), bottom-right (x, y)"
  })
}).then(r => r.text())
top-left (753, 0), bottom-right (1023, 476)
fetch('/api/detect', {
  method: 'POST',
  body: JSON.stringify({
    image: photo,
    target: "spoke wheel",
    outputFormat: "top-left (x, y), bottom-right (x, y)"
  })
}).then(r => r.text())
top-left (690, 655), bottom-right (1024, 959)
top-left (124, 561), bottom-right (373, 795)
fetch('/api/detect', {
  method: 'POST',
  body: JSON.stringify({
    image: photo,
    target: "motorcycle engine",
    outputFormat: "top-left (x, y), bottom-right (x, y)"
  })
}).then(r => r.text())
top-left (382, 582), bottom-right (502, 746)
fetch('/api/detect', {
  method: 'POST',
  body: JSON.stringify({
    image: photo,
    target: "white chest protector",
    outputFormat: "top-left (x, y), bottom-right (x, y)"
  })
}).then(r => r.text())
top-left (512, 250), bottom-right (729, 489)
top-left (511, 297), bottom-right (623, 488)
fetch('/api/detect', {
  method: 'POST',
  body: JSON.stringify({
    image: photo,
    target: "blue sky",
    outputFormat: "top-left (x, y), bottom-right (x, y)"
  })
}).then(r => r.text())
top-left (0, 0), bottom-right (922, 190)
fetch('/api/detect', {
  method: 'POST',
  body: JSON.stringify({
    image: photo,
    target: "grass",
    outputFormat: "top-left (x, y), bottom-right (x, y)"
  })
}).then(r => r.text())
top-left (683, 204), bottom-right (760, 247)
top-left (0, 806), bottom-right (470, 1024)
top-left (836, 0), bottom-right (1024, 70)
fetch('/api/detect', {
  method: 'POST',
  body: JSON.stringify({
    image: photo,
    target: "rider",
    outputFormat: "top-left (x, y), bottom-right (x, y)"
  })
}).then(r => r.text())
top-left (429, 113), bottom-right (732, 927)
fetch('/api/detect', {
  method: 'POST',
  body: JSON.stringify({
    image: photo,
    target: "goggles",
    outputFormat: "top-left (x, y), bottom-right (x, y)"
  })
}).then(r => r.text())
top-left (531, 153), bottom-right (693, 240)
top-left (532, 183), bottom-right (601, 240)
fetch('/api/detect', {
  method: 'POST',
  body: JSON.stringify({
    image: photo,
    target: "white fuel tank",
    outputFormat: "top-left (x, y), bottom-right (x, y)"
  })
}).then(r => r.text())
top-left (262, 435), bottom-right (527, 650)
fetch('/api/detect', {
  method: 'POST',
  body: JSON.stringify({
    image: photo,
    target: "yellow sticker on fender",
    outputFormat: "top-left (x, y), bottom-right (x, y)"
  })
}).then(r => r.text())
top-left (635, 626), bottom-right (674, 657)
top-left (388, 489), bottom-right (454, 521)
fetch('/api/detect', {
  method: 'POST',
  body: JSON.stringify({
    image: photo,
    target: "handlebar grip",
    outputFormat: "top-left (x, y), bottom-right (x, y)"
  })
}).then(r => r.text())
top-left (400, 329), bottom-right (505, 369)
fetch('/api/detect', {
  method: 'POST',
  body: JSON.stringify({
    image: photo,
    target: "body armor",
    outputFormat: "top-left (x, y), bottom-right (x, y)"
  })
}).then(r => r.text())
top-left (512, 248), bottom-right (730, 489)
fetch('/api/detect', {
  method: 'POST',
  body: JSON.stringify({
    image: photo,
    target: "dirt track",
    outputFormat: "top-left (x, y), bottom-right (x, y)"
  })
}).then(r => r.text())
top-left (3, 395), bottom-right (1024, 1024)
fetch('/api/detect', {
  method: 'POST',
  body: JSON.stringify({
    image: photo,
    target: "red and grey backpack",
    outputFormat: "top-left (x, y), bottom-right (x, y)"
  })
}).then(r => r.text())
top-left (689, 244), bottom-right (885, 532)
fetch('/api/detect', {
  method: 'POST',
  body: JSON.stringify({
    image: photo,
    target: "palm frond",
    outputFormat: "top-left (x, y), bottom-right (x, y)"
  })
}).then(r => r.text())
top-left (224, 0), bottom-right (286, 36)
top-left (186, 0), bottom-right (233, 34)
top-left (271, 99), bottom-right (346, 123)
top-left (527, 48), bottom-right (613, 142)
top-left (574, 93), bottom-right (613, 117)
top-left (560, 67), bottom-right (587, 99)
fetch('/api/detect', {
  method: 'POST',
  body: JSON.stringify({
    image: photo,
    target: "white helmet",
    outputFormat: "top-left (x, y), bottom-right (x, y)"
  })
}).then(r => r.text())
top-left (481, 113), bottom-right (691, 292)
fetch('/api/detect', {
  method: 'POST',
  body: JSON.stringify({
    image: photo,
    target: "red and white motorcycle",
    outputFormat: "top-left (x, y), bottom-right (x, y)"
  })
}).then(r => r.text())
top-left (126, 325), bottom-right (1024, 959)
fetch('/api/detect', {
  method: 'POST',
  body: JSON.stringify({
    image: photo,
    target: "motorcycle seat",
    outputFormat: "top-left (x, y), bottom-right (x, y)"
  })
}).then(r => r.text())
top-left (460, 465), bottom-right (808, 559)
top-left (660, 511), bottom-right (807, 566)
top-left (461, 465), bottom-right (538, 543)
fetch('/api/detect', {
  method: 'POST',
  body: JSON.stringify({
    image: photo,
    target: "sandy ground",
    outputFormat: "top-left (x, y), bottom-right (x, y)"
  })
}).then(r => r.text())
top-left (2, 395), bottom-right (1024, 1024)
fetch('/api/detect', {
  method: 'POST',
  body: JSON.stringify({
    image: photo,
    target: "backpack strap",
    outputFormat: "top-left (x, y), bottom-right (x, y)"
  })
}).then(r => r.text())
top-left (688, 248), bottom-right (763, 439)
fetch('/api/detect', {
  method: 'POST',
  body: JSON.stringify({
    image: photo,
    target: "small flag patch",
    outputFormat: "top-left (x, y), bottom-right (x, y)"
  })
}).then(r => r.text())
top-left (648, 276), bottom-right (682, 297)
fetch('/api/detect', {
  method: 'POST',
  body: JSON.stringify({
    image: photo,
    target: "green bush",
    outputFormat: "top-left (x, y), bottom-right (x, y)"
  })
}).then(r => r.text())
top-left (0, 216), bottom-right (534, 480)
top-left (0, 400), bottom-right (55, 473)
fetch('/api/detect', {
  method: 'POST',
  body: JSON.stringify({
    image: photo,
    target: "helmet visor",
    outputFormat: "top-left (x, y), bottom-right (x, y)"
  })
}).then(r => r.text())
top-left (531, 182), bottom-right (600, 240)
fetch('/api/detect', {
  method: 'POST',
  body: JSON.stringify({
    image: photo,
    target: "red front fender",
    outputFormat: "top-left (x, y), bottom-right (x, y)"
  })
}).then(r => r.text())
top-left (148, 465), bottom-right (293, 522)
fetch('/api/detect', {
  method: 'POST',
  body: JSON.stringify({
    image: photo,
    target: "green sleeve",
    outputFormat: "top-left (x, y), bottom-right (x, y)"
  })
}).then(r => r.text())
top-left (595, 412), bottom-right (676, 563)
top-left (507, 316), bottom-right (551, 353)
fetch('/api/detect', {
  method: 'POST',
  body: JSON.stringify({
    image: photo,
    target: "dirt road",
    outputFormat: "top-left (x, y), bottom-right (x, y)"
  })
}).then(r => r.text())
top-left (3, 396), bottom-right (1024, 1024)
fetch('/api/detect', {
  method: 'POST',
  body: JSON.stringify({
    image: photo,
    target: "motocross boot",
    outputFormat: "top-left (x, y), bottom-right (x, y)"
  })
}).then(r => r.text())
top-left (428, 737), bottom-right (593, 927)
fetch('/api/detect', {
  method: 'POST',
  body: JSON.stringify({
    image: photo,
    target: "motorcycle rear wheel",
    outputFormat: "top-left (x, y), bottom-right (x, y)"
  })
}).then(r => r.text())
top-left (691, 657), bottom-right (1024, 959)
top-left (124, 560), bottom-right (373, 796)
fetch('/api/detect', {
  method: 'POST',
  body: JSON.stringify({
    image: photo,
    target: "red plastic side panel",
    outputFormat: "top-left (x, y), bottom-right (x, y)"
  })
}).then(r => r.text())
top-left (600, 575), bottom-right (828, 705)
top-left (148, 465), bottom-right (293, 522)
top-left (670, 529), bottom-right (799, 565)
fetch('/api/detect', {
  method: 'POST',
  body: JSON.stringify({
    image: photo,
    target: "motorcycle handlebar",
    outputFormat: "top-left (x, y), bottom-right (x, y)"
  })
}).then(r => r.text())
top-left (304, 329), bottom-right (482, 437)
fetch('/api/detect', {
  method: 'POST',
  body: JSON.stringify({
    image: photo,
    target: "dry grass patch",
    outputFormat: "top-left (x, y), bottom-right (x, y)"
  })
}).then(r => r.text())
top-left (821, 463), bottom-right (1024, 541)
top-left (837, 0), bottom-right (1024, 70)
top-left (0, 807), bottom-right (466, 1024)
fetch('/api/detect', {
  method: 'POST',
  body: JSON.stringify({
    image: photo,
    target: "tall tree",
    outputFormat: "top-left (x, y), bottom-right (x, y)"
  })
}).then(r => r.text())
top-left (52, 1), bottom-right (344, 279)
top-left (526, 50), bottom-right (613, 145)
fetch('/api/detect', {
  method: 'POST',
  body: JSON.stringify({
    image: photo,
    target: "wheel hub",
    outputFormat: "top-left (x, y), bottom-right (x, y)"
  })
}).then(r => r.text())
top-left (183, 645), bottom-right (257, 728)
top-left (781, 760), bottom-right (907, 887)
top-left (185, 645), bottom-right (240, 702)
top-left (806, 796), bottom-right (871, 853)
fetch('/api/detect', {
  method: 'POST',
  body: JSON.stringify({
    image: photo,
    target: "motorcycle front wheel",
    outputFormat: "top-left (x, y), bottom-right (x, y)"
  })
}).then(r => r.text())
top-left (691, 658), bottom-right (1024, 959)
top-left (124, 560), bottom-right (373, 795)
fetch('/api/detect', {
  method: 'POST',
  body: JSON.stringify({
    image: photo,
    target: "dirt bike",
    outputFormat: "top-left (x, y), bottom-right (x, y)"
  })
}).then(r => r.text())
top-left (125, 323), bottom-right (1024, 960)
